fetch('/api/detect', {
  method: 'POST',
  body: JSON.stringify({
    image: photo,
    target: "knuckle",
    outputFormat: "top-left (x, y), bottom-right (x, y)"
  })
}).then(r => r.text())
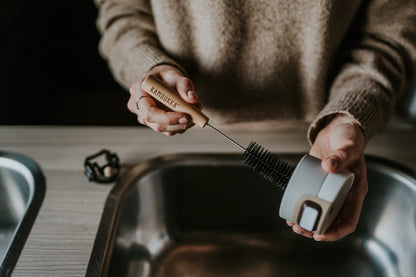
top-left (127, 101), bottom-right (134, 112)
top-left (344, 138), bottom-right (356, 148)
top-left (347, 224), bottom-right (357, 234)
top-left (144, 114), bottom-right (152, 123)
top-left (359, 180), bottom-right (368, 194)
top-left (153, 124), bottom-right (163, 133)
top-left (181, 77), bottom-right (192, 88)
top-left (178, 77), bottom-right (193, 91)
top-left (129, 82), bottom-right (139, 95)
top-left (170, 117), bottom-right (181, 125)
top-left (342, 221), bottom-right (357, 235)
top-left (162, 116), bottom-right (176, 125)
top-left (292, 225), bottom-right (302, 234)
top-left (335, 150), bottom-right (348, 161)
top-left (363, 184), bottom-right (368, 196)
top-left (162, 117), bottom-right (172, 125)
top-left (137, 116), bottom-right (143, 125)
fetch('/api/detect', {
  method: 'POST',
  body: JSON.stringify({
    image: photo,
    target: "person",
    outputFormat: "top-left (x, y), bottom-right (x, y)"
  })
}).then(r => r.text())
top-left (93, 0), bottom-right (416, 241)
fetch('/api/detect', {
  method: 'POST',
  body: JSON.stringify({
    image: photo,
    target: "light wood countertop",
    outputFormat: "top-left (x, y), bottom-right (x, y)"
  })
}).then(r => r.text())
top-left (1, 124), bottom-right (415, 276)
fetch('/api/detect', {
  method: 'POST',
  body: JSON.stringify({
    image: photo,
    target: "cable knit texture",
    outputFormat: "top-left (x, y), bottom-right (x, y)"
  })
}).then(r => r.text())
top-left (94, 0), bottom-right (416, 142)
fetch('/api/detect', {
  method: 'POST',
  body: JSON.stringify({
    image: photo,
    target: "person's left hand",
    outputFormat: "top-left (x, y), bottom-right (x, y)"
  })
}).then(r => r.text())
top-left (287, 114), bottom-right (368, 241)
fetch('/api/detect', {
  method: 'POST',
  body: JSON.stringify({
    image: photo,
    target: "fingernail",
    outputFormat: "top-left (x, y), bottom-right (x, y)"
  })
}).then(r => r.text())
top-left (187, 90), bottom-right (198, 99)
top-left (327, 158), bottom-right (338, 170)
top-left (179, 117), bottom-right (188, 124)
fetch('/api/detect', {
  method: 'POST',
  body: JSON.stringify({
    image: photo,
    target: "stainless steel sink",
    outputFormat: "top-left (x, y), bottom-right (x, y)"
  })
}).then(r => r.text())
top-left (0, 151), bottom-right (45, 276)
top-left (88, 154), bottom-right (416, 277)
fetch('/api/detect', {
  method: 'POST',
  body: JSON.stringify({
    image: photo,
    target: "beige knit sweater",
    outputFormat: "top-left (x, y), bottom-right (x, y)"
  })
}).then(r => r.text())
top-left (94, 0), bottom-right (416, 141)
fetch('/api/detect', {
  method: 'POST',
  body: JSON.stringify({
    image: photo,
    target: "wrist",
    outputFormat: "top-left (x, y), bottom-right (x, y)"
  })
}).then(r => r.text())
top-left (308, 112), bottom-right (365, 146)
top-left (327, 113), bottom-right (363, 133)
top-left (148, 63), bottom-right (186, 77)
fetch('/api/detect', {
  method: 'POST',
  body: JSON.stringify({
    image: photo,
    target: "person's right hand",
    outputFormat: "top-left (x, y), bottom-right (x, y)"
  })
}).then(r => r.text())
top-left (128, 64), bottom-right (202, 136)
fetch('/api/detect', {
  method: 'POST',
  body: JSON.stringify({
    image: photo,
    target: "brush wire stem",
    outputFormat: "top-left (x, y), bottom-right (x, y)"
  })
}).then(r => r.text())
top-left (242, 142), bottom-right (295, 190)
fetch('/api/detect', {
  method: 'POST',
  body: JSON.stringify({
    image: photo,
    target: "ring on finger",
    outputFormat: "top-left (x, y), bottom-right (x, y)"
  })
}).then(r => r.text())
top-left (136, 95), bottom-right (148, 111)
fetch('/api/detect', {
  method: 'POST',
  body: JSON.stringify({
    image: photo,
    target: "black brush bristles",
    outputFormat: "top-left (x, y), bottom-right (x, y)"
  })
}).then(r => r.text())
top-left (242, 141), bottom-right (295, 191)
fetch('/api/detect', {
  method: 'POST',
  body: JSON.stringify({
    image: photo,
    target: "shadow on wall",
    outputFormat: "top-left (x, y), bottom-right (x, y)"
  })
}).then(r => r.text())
top-left (0, 0), bottom-right (138, 125)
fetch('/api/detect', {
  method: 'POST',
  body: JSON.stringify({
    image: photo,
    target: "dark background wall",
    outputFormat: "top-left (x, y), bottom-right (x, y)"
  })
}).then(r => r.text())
top-left (0, 0), bottom-right (137, 125)
top-left (1, 1), bottom-right (415, 126)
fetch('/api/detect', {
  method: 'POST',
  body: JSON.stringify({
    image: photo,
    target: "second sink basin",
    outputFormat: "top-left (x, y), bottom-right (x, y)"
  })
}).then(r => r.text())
top-left (88, 154), bottom-right (416, 277)
top-left (0, 151), bottom-right (46, 276)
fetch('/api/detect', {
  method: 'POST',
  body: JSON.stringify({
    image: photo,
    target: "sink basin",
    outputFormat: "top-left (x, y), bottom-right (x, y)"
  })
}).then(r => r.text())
top-left (88, 154), bottom-right (416, 277)
top-left (0, 151), bottom-right (46, 276)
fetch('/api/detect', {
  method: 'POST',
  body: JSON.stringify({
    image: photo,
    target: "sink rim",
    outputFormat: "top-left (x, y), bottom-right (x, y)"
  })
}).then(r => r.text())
top-left (0, 151), bottom-right (46, 277)
top-left (86, 153), bottom-right (416, 276)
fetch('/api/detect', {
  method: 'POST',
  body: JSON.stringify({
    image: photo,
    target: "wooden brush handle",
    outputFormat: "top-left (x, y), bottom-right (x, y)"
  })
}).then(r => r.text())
top-left (141, 75), bottom-right (209, 128)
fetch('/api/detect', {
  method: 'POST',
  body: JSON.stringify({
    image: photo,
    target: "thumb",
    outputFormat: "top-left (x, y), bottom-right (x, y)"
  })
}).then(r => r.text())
top-left (321, 150), bottom-right (352, 174)
top-left (175, 76), bottom-right (201, 105)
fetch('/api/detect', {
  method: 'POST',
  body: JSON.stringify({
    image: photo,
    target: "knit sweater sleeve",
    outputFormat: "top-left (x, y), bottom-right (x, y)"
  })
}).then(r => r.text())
top-left (94, 0), bottom-right (184, 89)
top-left (308, 0), bottom-right (416, 143)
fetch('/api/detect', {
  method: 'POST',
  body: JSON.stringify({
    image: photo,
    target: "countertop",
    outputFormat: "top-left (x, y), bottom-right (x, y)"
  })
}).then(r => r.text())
top-left (1, 124), bottom-right (416, 276)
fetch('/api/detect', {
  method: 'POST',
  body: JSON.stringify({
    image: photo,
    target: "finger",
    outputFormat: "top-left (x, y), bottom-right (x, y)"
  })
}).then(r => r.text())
top-left (129, 80), bottom-right (143, 97)
top-left (129, 80), bottom-right (150, 107)
top-left (146, 121), bottom-right (193, 134)
top-left (175, 77), bottom-right (202, 109)
top-left (314, 189), bottom-right (364, 242)
top-left (162, 126), bottom-right (193, 136)
top-left (144, 107), bottom-right (192, 125)
top-left (161, 72), bottom-right (202, 107)
top-left (136, 91), bottom-right (189, 124)
top-left (163, 131), bottom-right (176, 136)
top-left (132, 93), bottom-right (191, 126)
top-left (286, 220), bottom-right (294, 227)
top-left (137, 114), bottom-right (145, 126)
top-left (176, 77), bottom-right (199, 103)
top-left (134, 88), bottom-right (196, 133)
top-left (292, 224), bottom-right (314, 239)
top-left (313, 217), bottom-right (356, 241)
top-left (312, 190), bottom-right (361, 242)
top-left (127, 86), bottom-right (157, 115)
